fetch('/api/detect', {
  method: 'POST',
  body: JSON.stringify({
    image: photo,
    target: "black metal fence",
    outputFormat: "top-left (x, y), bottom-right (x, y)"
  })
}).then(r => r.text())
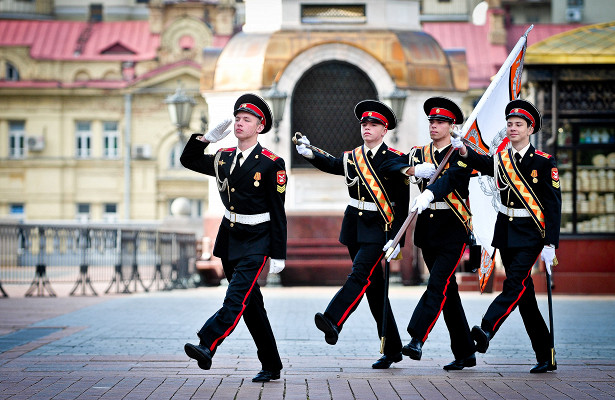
top-left (0, 223), bottom-right (196, 297)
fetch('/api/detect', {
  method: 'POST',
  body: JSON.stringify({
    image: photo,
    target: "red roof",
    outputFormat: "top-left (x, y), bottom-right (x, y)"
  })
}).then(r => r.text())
top-left (423, 22), bottom-right (583, 89)
top-left (0, 20), bottom-right (159, 61)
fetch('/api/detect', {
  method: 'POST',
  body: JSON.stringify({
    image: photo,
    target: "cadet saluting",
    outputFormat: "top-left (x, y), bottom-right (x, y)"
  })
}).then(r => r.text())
top-left (414, 99), bottom-right (561, 373)
top-left (295, 100), bottom-right (408, 369)
top-left (181, 93), bottom-right (287, 383)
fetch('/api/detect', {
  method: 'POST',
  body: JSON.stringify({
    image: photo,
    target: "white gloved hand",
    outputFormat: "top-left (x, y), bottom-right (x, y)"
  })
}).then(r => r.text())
top-left (541, 245), bottom-right (556, 275)
top-left (269, 258), bottom-right (285, 274)
top-left (410, 190), bottom-right (434, 214)
top-left (203, 118), bottom-right (233, 143)
top-left (414, 163), bottom-right (436, 179)
top-left (295, 135), bottom-right (314, 158)
top-left (383, 239), bottom-right (401, 262)
top-left (451, 134), bottom-right (464, 150)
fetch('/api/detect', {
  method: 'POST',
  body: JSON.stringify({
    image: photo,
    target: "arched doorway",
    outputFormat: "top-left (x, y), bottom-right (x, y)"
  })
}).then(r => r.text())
top-left (290, 61), bottom-right (377, 167)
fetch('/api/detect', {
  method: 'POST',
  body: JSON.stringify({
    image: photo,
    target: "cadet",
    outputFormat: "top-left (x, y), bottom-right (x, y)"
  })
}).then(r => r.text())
top-left (381, 97), bottom-right (477, 370)
top-left (415, 99), bottom-right (561, 373)
top-left (181, 93), bottom-right (287, 382)
top-left (295, 100), bottom-right (409, 369)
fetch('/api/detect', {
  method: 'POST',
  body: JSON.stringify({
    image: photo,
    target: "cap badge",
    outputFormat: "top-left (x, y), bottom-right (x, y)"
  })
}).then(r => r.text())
top-left (436, 108), bottom-right (440, 113)
top-left (368, 112), bottom-right (373, 116)
top-left (513, 108), bottom-right (519, 113)
top-left (241, 103), bottom-right (247, 108)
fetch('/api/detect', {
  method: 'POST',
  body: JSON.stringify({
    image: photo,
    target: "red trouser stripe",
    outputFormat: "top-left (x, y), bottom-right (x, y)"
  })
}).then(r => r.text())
top-left (491, 254), bottom-right (539, 332)
top-left (336, 252), bottom-right (384, 326)
top-left (209, 256), bottom-right (267, 351)
top-left (421, 243), bottom-right (466, 343)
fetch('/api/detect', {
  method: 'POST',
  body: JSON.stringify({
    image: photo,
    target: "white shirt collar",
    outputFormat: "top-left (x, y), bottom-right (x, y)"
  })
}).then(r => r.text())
top-left (513, 142), bottom-right (531, 158)
top-left (237, 143), bottom-right (257, 161)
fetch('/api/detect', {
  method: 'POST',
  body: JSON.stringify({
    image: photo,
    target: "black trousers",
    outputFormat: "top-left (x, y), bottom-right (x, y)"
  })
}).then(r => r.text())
top-left (198, 254), bottom-right (282, 371)
top-left (408, 242), bottom-right (475, 359)
top-left (481, 246), bottom-right (551, 362)
top-left (324, 242), bottom-right (402, 356)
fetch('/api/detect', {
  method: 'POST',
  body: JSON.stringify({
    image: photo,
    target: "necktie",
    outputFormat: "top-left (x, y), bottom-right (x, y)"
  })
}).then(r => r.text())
top-left (367, 150), bottom-right (373, 159)
top-left (232, 152), bottom-right (243, 175)
top-left (514, 153), bottom-right (522, 165)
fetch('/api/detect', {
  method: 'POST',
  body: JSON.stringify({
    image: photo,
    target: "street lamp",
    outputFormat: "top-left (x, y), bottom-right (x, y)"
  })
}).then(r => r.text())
top-left (164, 85), bottom-right (196, 143)
top-left (265, 83), bottom-right (287, 143)
top-left (385, 87), bottom-right (407, 143)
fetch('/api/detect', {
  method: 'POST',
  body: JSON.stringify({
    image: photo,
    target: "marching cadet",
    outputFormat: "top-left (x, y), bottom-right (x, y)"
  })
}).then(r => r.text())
top-left (295, 100), bottom-right (410, 369)
top-left (381, 97), bottom-right (477, 370)
top-left (414, 99), bottom-right (561, 373)
top-left (180, 93), bottom-right (287, 383)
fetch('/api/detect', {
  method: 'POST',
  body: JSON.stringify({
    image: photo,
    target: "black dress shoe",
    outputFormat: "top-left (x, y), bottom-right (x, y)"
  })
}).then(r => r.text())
top-left (184, 342), bottom-right (212, 370)
top-left (530, 360), bottom-right (557, 373)
top-left (401, 338), bottom-right (423, 360)
top-left (471, 326), bottom-right (491, 353)
top-left (314, 312), bottom-right (339, 345)
top-left (443, 353), bottom-right (476, 371)
top-left (372, 352), bottom-right (403, 369)
top-left (252, 369), bottom-right (281, 382)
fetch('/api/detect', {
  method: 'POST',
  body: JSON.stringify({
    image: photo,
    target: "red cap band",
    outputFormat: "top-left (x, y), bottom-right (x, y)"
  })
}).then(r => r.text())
top-left (238, 103), bottom-right (266, 125)
top-left (428, 107), bottom-right (456, 123)
top-left (361, 111), bottom-right (388, 127)
top-left (508, 108), bottom-right (535, 127)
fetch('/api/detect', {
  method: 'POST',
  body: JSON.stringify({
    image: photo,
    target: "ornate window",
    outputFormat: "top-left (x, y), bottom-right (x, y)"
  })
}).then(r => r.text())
top-left (9, 121), bottom-right (25, 159)
top-left (103, 121), bottom-right (119, 158)
top-left (5, 62), bottom-right (19, 81)
top-left (75, 121), bottom-right (92, 158)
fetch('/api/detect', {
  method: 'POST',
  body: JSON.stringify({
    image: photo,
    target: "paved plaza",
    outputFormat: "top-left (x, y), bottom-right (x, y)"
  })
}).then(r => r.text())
top-left (1, 281), bottom-right (614, 399)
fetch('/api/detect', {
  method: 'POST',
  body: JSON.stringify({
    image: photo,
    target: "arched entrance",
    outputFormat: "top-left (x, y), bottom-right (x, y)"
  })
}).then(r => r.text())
top-left (290, 61), bottom-right (377, 167)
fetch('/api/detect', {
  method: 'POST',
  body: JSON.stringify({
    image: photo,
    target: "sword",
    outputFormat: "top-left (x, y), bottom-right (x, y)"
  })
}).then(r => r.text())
top-left (380, 227), bottom-right (391, 354)
top-left (546, 257), bottom-right (558, 366)
top-left (292, 132), bottom-right (335, 158)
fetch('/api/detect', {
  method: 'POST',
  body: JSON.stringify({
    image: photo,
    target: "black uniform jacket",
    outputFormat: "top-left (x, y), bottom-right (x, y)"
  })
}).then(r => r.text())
top-left (305, 143), bottom-right (409, 246)
top-left (180, 133), bottom-right (287, 260)
top-left (459, 144), bottom-right (561, 249)
top-left (381, 145), bottom-right (471, 249)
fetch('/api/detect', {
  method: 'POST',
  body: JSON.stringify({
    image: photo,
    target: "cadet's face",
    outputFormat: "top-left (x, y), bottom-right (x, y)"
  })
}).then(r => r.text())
top-left (506, 116), bottom-right (533, 148)
top-left (361, 122), bottom-right (387, 146)
top-left (429, 119), bottom-right (452, 142)
top-left (234, 111), bottom-right (263, 139)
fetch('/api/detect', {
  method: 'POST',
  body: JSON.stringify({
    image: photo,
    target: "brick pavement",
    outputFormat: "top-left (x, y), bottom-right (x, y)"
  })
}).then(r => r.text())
top-left (1, 282), bottom-right (614, 399)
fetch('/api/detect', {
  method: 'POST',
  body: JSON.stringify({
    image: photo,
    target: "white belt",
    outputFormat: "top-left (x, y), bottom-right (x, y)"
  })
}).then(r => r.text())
top-left (349, 198), bottom-right (379, 211)
top-left (224, 209), bottom-right (270, 225)
top-left (349, 198), bottom-right (396, 211)
top-left (428, 201), bottom-right (450, 210)
top-left (499, 204), bottom-right (531, 218)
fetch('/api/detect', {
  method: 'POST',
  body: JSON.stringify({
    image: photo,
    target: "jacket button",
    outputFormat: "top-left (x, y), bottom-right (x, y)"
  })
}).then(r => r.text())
top-left (230, 223), bottom-right (235, 227)
top-left (509, 202), bottom-right (514, 206)
top-left (358, 212), bottom-right (363, 216)
top-left (231, 188), bottom-right (235, 192)
top-left (361, 197), bottom-right (365, 201)
top-left (430, 214), bottom-right (434, 218)
top-left (230, 206), bottom-right (234, 210)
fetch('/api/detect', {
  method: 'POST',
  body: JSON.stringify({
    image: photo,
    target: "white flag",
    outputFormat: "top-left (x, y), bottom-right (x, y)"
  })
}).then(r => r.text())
top-left (459, 26), bottom-right (533, 291)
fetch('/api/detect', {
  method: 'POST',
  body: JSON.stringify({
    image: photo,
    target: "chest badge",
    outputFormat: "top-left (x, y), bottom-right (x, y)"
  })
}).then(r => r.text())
top-left (531, 170), bottom-right (538, 183)
top-left (254, 172), bottom-right (261, 187)
top-left (218, 160), bottom-right (226, 166)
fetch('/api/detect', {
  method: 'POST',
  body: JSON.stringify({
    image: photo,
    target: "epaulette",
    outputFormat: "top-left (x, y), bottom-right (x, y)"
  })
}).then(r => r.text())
top-left (344, 150), bottom-right (352, 154)
top-left (535, 150), bottom-right (552, 159)
top-left (218, 147), bottom-right (236, 152)
top-left (261, 148), bottom-right (279, 161)
top-left (387, 147), bottom-right (403, 156)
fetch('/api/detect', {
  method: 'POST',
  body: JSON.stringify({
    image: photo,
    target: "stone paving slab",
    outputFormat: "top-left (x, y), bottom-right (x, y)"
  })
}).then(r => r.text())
top-left (1, 284), bottom-right (615, 399)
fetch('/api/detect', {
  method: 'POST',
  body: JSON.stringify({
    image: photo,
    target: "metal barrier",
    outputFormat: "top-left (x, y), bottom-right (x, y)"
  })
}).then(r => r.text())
top-left (0, 223), bottom-right (196, 297)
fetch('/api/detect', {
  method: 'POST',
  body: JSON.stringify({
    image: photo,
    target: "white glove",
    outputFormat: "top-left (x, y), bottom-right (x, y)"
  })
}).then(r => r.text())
top-left (383, 239), bottom-right (401, 262)
top-left (541, 245), bottom-right (556, 275)
top-left (451, 134), bottom-right (464, 149)
top-left (203, 118), bottom-right (233, 143)
top-left (269, 259), bottom-right (285, 274)
top-left (295, 135), bottom-right (314, 158)
top-left (414, 163), bottom-right (436, 179)
top-left (410, 190), bottom-right (434, 214)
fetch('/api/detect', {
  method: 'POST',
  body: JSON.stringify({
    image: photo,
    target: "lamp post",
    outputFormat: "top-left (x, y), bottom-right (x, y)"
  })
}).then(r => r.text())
top-left (386, 87), bottom-right (407, 143)
top-left (265, 83), bottom-right (287, 143)
top-left (164, 85), bottom-right (196, 144)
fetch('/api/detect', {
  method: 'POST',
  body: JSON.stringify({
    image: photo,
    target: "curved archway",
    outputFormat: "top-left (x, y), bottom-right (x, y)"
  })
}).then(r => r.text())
top-left (291, 61), bottom-right (377, 167)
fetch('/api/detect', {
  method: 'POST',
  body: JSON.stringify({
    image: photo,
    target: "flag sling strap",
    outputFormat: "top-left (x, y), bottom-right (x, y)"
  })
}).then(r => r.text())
top-left (497, 149), bottom-right (545, 236)
top-left (351, 147), bottom-right (394, 225)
